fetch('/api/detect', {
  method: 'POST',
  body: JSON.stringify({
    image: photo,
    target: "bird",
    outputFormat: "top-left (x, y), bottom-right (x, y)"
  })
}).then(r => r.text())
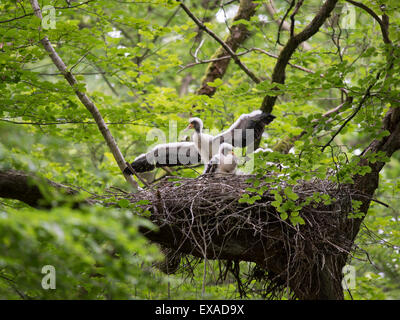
top-left (185, 117), bottom-right (218, 164)
top-left (123, 141), bottom-right (201, 174)
top-left (186, 111), bottom-right (275, 163)
top-left (124, 111), bottom-right (275, 175)
top-left (204, 143), bottom-right (238, 174)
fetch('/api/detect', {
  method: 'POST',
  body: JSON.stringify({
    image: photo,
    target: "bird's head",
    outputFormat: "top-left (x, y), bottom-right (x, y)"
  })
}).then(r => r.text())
top-left (219, 143), bottom-right (234, 156)
top-left (186, 117), bottom-right (203, 133)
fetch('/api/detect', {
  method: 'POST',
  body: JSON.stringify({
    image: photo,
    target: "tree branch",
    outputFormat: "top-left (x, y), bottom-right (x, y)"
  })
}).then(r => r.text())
top-left (321, 72), bottom-right (381, 152)
top-left (0, 170), bottom-right (80, 208)
top-left (29, 0), bottom-right (139, 191)
top-left (180, 47), bottom-right (315, 75)
top-left (276, 0), bottom-right (295, 46)
top-left (264, 0), bottom-right (312, 51)
top-left (195, 0), bottom-right (259, 96)
top-left (177, 0), bottom-right (261, 95)
top-left (345, 0), bottom-right (391, 44)
top-left (0, 0), bottom-right (95, 24)
top-left (0, 119), bottom-right (140, 126)
top-left (261, 0), bottom-right (339, 114)
top-left (289, 0), bottom-right (305, 38)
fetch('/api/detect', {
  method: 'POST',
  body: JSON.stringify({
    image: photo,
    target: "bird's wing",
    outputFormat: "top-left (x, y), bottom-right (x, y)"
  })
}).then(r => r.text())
top-left (213, 111), bottom-right (275, 148)
top-left (124, 142), bottom-right (201, 174)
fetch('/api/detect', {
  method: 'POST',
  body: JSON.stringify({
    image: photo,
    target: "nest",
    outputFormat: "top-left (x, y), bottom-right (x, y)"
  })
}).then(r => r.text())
top-left (105, 174), bottom-right (364, 299)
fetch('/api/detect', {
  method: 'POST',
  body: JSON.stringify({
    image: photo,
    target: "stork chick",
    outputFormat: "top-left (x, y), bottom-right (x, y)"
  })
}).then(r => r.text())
top-left (186, 117), bottom-right (216, 163)
top-left (204, 143), bottom-right (238, 174)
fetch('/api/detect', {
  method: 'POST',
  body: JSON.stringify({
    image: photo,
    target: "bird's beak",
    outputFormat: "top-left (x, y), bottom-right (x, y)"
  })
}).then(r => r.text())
top-left (183, 123), bottom-right (193, 132)
top-left (231, 151), bottom-right (235, 155)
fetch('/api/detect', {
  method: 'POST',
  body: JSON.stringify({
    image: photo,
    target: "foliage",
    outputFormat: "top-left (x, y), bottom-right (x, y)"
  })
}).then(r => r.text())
top-left (0, 0), bottom-right (399, 299)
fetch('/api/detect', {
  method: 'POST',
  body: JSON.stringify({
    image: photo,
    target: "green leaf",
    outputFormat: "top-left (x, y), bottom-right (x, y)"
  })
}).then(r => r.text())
top-left (117, 199), bottom-right (130, 208)
top-left (207, 78), bottom-right (223, 87)
top-left (284, 187), bottom-right (299, 201)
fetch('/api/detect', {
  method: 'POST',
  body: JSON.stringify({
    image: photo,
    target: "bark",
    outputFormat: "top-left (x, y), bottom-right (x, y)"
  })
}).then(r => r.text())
top-left (349, 107), bottom-right (400, 241)
top-left (0, 170), bottom-right (79, 208)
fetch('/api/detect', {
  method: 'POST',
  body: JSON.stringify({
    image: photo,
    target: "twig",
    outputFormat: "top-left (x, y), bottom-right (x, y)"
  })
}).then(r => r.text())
top-left (193, 38), bottom-right (205, 63)
top-left (179, 47), bottom-right (315, 74)
top-left (126, 161), bottom-right (150, 189)
top-left (264, 0), bottom-right (312, 51)
top-left (70, 50), bottom-right (91, 72)
top-left (277, 0), bottom-right (295, 46)
top-left (321, 73), bottom-right (381, 152)
top-left (0, 119), bottom-right (141, 126)
top-left (290, 0), bottom-right (304, 38)
top-left (345, 0), bottom-right (391, 44)
top-left (0, 0), bottom-right (95, 24)
top-left (261, 0), bottom-right (340, 114)
top-left (39, 71), bottom-right (106, 76)
top-left (176, 0), bottom-right (261, 84)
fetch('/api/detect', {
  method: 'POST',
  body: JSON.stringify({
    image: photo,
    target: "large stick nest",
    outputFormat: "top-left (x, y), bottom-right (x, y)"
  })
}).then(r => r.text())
top-left (107, 174), bottom-right (362, 299)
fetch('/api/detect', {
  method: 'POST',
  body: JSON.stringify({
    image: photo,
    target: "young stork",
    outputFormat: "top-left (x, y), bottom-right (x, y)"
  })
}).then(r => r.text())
top-left (185, 117), bottom-right (218, 164)
top-left (124, 111), bottom-right (275, 175)
top-left (204, 143), bottom-right (238, 174)
top-left (186, 111), bottom-right (275, 164)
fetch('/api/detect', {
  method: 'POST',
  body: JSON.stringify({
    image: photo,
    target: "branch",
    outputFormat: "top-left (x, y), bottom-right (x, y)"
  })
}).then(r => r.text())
top-left (276, 0), bottom-right (295, 46)
top-left (345, 0), bottom-right (391, 44)
top-left (321, 73), bottom-right (381, 152)
top-left (343, 10), bottom-right (396, 241)
top-left (0, 0), bottom-right (95, 24)
top-left (180, 47), bottom-right (314, 75)
top-left (0, 119), bottom-right (140, 126)
top-left (0, 170), bottom-right (81, 208)
top-left (272, 95), bottom-right (354, 154)
top-left (177, 0), bottom-right (261, 92)
top-left (289, 0), bottom-right (305, 38)
top-left (195, 0), bottom-right (259, 96)
top-left (261, 0), bottom-right (339, 114)
top-left (263, 0), bottom-right (312, 50)
top-left (29, 0), bottom-right (139, 191)
top-left (272, 1), bottom-right (393, 154)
